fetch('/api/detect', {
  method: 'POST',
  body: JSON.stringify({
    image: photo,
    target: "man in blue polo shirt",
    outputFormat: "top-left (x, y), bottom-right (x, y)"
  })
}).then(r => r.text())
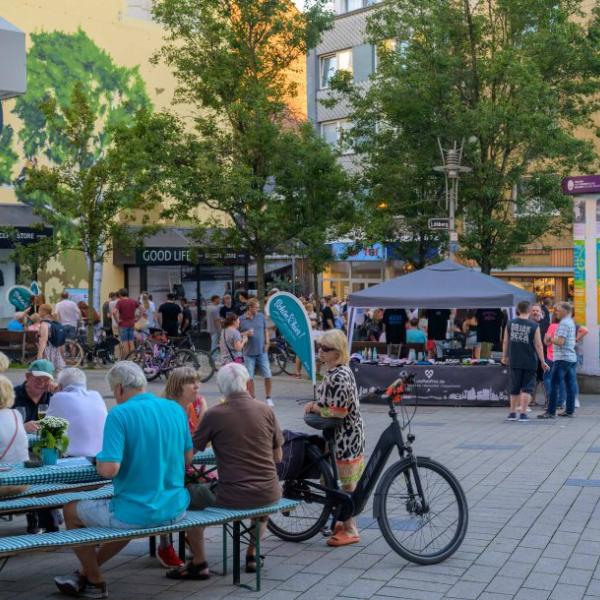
top-left (54, 361), bottom-right (192, 599)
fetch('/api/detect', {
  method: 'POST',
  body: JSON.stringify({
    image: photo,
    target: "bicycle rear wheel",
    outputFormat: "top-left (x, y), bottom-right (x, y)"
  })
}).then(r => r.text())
top-left (268, 347), bottom-right (285, 376)
top-left (194, 350), bottom-right (215, 383)
top-left (375, 457), bottom-right (468, 565)
top-left (64, 341), bottom-right (84, 367)
top-left (170, 349), bottom-right (200, 374)
top-left (268, 444), bottom-right (334, 542)
top-left (126, 347), bottom-right (161, 381)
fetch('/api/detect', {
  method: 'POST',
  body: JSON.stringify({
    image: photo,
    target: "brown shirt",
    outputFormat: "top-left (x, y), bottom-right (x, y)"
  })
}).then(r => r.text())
top-left (193, 391), bottom-right (284, 509)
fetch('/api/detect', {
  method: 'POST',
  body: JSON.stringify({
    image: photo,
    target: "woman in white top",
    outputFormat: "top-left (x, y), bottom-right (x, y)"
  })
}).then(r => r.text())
top-left (0, 375), bottom-right (30, 496)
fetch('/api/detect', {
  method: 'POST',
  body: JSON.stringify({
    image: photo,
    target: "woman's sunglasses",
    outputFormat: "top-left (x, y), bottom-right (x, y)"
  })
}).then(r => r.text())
top-left (319, 345), bottom-right (336, 353)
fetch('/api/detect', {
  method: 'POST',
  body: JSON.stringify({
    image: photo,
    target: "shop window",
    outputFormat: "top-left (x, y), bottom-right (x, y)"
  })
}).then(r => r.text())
top-left (351, 261), bottom-right (384, 280)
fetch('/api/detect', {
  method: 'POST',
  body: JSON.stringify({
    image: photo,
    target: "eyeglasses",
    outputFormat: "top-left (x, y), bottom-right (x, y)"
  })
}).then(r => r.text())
top-left (319, 345), bottom-right (336, 353)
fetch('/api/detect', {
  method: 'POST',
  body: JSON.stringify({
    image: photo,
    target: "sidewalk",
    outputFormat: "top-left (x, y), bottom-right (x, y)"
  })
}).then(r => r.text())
top-left (2, 369), bottom-right (600, 599)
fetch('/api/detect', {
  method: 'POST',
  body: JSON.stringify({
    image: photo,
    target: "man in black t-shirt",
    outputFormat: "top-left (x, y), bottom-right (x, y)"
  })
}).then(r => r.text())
top-left (424, 309), bottom-right (450, 341)
top-left (321, 297), bottom-right (335, 330)
top-left (502, 301), bottom-right (548, 422)
top-left (180, 298), bottom-right (193, 333)
top-left (382, 309), bottom-right (408, 344)
top-left (158, 293), bottom-right (183, 337)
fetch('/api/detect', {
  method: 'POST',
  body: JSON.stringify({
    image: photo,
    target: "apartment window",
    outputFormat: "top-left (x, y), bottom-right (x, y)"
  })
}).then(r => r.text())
top-left (321, 120), bottom-right (354, 154)
top-left (125, 0), bottom-right (153, 21)
top-left (320, 49), bottom-right (352, 89)
top-left (338, 0), bottom-right (380, 14)
top-left (513, 176), bottom-right (560, 217)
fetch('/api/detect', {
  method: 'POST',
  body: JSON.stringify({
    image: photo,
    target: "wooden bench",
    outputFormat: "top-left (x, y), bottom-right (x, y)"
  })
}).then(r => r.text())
top-left (0, 498), bottom-right (299, 592)
top-left (0, 330), bottom-right (37, 363)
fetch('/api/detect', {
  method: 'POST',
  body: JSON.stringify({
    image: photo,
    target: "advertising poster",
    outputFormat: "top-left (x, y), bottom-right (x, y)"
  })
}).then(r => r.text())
top-left (574, 240), bottom-right (586, 326)
top-left (574, 199), bottom-right (586, 239)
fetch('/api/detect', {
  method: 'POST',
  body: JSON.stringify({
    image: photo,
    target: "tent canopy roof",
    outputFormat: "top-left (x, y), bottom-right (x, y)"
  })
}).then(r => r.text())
top-left (347, 259), bottom-right (534, 309)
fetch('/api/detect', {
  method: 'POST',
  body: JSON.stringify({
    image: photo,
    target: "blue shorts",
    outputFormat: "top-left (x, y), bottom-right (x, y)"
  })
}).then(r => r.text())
top-left (244, 352), bottom-right (272, 379)
top-left (119, 327), bottom-right (135, 342)
top-left (76, 498), bottom-right (186, 529)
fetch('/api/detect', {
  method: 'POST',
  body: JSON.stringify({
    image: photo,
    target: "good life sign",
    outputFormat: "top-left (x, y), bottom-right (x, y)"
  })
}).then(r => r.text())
top-left (266, 292), bottom-right (316, 386)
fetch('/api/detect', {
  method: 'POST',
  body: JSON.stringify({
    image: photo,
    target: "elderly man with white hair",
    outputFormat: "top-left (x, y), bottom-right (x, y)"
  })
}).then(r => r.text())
top-left (46, 368), bottom-right (107, 457)
top-left (166, 361), bottom-right (283, 581)
top-left (54, 361), bottom-right (193, 599)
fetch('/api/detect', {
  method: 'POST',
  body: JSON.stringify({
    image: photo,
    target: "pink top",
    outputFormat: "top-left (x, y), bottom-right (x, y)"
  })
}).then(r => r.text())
top-left (546, 323), bottom-right (559, 361)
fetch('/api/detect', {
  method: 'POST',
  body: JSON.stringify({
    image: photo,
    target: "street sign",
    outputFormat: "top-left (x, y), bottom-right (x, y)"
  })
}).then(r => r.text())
top-left (428, 218), bottom-right (450, 231)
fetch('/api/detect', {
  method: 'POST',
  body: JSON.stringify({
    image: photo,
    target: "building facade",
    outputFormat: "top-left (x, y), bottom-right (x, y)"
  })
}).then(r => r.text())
top-left (0, 0), bottom-right (306, 319)
top-left (307, 0), bottom-right (575, 301)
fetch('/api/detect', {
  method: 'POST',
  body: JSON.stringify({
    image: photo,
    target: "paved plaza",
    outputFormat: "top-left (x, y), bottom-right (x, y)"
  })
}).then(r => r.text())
top-left (3, 369), bottom-right (600, 599)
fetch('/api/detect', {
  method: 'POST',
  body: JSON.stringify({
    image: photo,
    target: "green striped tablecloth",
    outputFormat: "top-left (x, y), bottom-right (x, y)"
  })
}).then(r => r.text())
top-left (0, 449), bottom-right (216, 486)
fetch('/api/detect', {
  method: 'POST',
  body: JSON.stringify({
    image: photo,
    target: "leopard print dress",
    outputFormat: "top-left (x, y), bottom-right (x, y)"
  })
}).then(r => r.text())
top-left (316, 364), bottom-right (365, 486)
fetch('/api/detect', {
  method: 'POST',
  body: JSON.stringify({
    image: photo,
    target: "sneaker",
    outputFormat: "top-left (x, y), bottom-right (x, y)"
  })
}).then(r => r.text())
top-left (266, 397), bottom-right (275, 407)
top-left (558, 412), bottom-right (574, 418)
top-left (506, 412), bottom-right (518, 421)
top-left (537, 412), bottom-right (556, 419)
top-left (157, 543), bottom-right (184, 568)
top-left (54, 571), bottom-right (88, 596)
top-left (575, 397), bottom-right (581, 408)
top-left (526, 407), bottom-right (532, 413)
top-left (80, 581), bottom-right (108, 599)
top-left (518, 414), bottom-right (529, 422)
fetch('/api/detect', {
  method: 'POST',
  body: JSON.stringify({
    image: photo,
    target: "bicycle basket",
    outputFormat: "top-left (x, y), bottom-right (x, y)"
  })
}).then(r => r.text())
top-left (304, 414), bottom-right (344, 431)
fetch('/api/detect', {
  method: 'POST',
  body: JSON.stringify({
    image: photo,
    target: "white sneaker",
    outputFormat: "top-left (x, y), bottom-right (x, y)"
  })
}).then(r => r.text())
top-left (526, 407), bottom-right (532, 413)
top-left (575, 397), bottom-right (581, 408)
top-left (266, 397), bottom-right (275, 407)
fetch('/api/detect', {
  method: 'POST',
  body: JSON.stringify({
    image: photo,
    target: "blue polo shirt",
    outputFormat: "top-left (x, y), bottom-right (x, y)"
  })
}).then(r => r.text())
top-left (97, 392), bottom-right (192, 526)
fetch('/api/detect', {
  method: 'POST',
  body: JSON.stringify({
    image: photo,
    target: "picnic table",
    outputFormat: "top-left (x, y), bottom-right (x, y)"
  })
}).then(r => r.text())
top-left (0, 449), bottom-right (216, 487)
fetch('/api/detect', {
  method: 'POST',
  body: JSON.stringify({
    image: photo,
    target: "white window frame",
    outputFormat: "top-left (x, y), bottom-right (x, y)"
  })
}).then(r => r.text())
top-left (319, 49), bottom-right (353, 89)
top-left (512, 176), bottom-right (561, 218)
top-left (320, 119), bottom-right (354, 155)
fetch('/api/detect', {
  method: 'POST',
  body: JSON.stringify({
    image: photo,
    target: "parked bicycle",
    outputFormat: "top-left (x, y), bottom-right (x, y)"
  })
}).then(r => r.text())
top-left (268, 337), bottom-right (297, 376)
top-left (268, 374), bottom-right (468, 564)
top-left (63, 328), bottom-right (119, 368)
top-left (125, 339), bottom-right (199, 382)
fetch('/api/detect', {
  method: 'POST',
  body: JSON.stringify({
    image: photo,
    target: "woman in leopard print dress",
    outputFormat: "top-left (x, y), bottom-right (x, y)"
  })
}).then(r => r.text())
top-left (305, 329), bottom-right (365, 547)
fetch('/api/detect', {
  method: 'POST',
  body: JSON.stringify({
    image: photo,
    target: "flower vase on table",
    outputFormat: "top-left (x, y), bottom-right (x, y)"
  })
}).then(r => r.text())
top-left (32, 416), bottom-right (69, 466)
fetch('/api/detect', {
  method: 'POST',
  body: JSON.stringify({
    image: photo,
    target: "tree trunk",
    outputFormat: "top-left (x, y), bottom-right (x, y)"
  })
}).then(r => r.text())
top-left (92, 259), bottom-right (102, 313)
top-left (256, 253), bottom-right (266, 307)
top-left (312, 268), bottom-right (321, 325)
top-left (86, 255), bottom-right (95, 348)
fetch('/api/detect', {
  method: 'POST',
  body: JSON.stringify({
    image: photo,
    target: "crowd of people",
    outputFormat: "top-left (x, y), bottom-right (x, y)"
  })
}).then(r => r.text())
top-left (0, 316), bottom-right (366, 597)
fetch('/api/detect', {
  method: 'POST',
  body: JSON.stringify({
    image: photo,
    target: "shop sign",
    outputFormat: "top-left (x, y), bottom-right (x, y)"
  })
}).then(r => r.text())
top-left (428, 218), bottom-right (449, 231)
top-left (0, 226), bottom-right (53, 249)
top-left (562, 175), bottom-right (600, 195)
top-left (135, 248), bottom-right (249, 266)
top-left (331, 242), bottom-right (386, 262)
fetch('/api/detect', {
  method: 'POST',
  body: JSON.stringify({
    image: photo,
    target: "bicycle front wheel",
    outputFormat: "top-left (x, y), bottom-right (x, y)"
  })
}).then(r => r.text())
top-left (268, 444), bottom-right (334, 542)
top-left (194, 350), bottom-right (215, 383)
top-left (375, 457), bottom-right (468, 565)
top-left (64, 341), bottom-right (84, 367)
top-left (268, 347), bottom-right (285, 376)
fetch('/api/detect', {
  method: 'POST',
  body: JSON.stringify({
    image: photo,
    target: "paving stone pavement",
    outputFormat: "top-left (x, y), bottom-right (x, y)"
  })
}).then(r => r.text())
top-left (3, 368), bottom-right (600, 599)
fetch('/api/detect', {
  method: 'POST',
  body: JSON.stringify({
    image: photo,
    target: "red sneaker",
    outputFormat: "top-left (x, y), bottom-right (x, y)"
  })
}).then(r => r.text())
top-left (157, 544), bottom-right (184, 568)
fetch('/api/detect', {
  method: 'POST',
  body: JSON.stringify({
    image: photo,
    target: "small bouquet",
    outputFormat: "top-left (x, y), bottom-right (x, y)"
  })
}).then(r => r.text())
top-left (32, 416), bottom-right (69, 457)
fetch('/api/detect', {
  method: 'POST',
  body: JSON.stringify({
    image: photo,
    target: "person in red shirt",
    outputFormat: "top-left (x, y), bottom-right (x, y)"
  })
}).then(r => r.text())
top-left (112, 288), bottom-right (140, 357)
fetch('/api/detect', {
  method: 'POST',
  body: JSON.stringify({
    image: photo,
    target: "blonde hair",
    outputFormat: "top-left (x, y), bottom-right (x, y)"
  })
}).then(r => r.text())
top-left (319, 329), bottom-right (349, 365)
top-left (0, 376), bottom-right (15, 409)
top-left (164, 366), bottom-right (200, 401)
top-left (0, 352), bottom-right (9, 373)
top-left (29, 314), bottom-right (41, 324)
top-left (141, 292), bottom-right (150, 310)
top-left (38, 304), bottom-right (54, 317)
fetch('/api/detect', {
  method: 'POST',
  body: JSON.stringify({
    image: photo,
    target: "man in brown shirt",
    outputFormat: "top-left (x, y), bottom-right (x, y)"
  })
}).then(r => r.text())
top-left (166, 362), bottom-right (283, 581)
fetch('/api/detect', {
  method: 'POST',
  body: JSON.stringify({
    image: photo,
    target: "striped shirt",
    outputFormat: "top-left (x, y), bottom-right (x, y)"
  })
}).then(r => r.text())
top-left (553, 317), bottom-right (577, 363)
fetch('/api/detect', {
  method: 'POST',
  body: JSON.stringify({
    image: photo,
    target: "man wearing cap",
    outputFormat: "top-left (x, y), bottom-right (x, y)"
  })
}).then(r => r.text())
top-left (13, 359), bottom-right (56, 433)
top-left (13, 359), bottom-right (59, 534)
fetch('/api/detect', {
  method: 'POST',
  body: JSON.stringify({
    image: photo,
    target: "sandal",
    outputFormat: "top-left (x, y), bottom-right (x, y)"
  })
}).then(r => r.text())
top-left (166, 560), bottom-right (210, 580)
top-left (245, 554), bottom-right (265, 574)
top-left (327, 530), bottom-right (360, 547)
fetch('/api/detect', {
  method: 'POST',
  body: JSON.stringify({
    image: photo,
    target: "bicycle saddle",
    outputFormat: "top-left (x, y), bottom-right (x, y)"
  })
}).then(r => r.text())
top-left (304, 414), bottom-right (344, 431)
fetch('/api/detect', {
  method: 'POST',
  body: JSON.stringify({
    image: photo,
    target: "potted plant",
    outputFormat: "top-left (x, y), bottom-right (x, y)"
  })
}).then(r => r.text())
top-left (32, 416), bottom-right (69, 465)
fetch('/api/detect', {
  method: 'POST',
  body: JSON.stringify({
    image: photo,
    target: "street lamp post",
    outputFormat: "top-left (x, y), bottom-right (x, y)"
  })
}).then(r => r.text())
top-left (433, 139), bottom-right (471, 260)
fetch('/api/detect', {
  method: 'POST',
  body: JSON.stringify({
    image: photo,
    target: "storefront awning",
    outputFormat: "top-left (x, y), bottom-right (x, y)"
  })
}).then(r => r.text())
top-left (0, 203), bottom-right (53, 248)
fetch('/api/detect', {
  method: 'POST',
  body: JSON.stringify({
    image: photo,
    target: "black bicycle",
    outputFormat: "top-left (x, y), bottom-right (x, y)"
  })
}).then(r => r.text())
top-left (268, 375), bottom-right (468, 565)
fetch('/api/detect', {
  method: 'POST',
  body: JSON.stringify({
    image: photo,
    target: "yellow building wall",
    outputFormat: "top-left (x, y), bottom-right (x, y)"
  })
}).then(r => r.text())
top-left (0, 0), bottom-right (306, 303)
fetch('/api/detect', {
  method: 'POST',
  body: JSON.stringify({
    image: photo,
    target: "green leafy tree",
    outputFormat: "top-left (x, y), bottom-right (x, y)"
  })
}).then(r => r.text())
top-left (19, 84), bottom-right (173, 344)
top-left (330, 0), bottom-right (600, 273)
top-left (0, 125), bottom-right (18, 185)
top-left (152, 0), bottom-right (333, 301)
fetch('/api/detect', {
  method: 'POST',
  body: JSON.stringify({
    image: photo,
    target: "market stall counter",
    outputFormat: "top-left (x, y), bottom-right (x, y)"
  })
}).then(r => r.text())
top-left (352, 360), bottom-right (510, 407)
